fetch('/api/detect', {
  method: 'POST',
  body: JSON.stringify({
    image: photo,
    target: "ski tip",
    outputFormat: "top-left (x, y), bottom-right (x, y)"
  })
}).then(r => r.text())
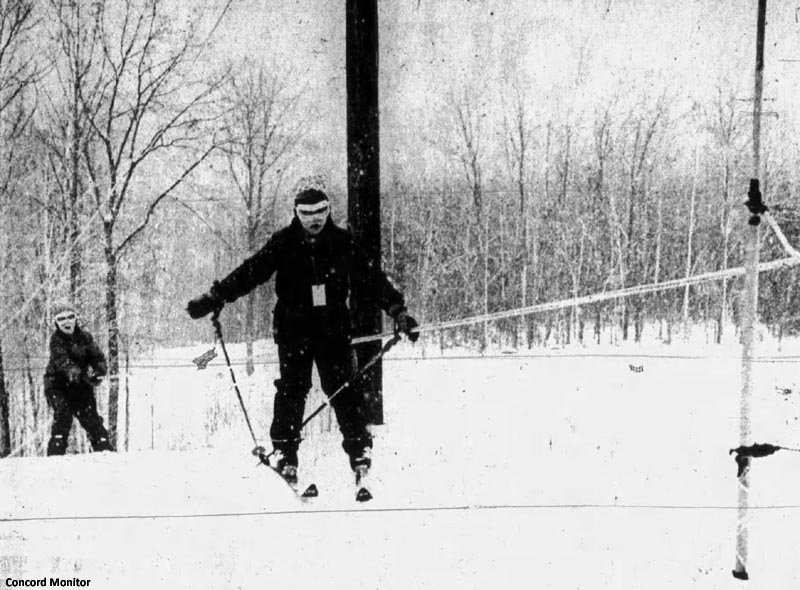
top-left (301, 483), bottom-right (319, 498)
top-left (732, 568), bottom-right (749, 581)
top-left (356, 487), bottom-right (373, 502)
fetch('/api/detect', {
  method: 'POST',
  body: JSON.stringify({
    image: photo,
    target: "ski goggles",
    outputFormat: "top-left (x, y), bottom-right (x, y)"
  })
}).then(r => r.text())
top-left (296, 203), bottom-right (330, 217)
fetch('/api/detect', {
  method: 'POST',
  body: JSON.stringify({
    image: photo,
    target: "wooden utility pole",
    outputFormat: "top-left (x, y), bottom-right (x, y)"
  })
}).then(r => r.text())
top-left (733, 0), bottom-right (766, 581)
top-left (346, 0), bottom-right (384, 424)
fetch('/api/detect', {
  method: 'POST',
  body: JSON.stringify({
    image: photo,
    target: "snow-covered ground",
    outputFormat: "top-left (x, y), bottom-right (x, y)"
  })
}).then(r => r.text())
top-left (2, 335), bottom-right (800, 589)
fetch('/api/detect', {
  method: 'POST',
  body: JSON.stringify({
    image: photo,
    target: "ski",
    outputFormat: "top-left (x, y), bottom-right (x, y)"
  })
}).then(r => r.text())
top-left (279, 470), bottom-right (318, 502)
top-left (301, 483), bottom-right (319, 499)
top-left (254, 447), bottom-right (375, 503)
top-left (261, 461), bottom-right (318, 502)
top-left (254, 446), bottom-right (317, 502)
top-left (282, 472), bottom-right (319, 502)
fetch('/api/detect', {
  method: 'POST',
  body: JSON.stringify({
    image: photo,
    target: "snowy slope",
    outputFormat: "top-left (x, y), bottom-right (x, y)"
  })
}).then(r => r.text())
top-left (2, 338), bottom-right (800, 588)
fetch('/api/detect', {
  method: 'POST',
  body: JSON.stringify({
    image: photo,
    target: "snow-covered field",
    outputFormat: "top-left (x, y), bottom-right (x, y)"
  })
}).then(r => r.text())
top-left (2, 335), bottom-right (800, 589)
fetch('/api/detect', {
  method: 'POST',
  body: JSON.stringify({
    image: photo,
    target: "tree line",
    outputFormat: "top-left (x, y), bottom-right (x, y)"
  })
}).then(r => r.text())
top-left (1, 0), bottom-right (798, 456)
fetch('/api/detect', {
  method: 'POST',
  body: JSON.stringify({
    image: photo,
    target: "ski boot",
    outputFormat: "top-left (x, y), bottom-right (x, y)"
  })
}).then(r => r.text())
top-left (280, 464), bottom-right (299, 487)
top-left (352, 448), bottom-right (373, 502)
top-left (47, 434), bottom-right (67, 456)
top-left (271, 450), bottom-right (298, 487)
top-left (91, 436), bottom-right (115, 453)
top-left (270, 449), bottom-right (318, 498)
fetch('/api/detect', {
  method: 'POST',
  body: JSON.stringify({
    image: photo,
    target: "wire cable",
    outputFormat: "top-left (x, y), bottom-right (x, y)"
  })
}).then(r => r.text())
top-left (4, 501), bottom-right (800, 524)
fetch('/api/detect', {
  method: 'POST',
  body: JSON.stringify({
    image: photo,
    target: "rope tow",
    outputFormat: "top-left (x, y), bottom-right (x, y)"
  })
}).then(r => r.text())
top-left (351, 242), bottom-right (800, 346)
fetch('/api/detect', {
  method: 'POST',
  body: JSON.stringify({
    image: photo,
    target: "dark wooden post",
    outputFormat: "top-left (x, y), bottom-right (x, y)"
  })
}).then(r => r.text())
top-left (346, 0), bottom-right (383, 424)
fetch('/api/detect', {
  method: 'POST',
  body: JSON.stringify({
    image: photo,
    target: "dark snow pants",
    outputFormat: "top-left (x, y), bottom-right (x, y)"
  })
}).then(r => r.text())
top-left (270, 335), bottom-right (372, 468)
top-left (45, 380), bottom-right (114, 455)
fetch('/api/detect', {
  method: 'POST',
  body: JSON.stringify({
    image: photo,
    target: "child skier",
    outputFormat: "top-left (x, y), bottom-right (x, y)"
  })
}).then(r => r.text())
top-left (44, 303), bottom-right (114, 455)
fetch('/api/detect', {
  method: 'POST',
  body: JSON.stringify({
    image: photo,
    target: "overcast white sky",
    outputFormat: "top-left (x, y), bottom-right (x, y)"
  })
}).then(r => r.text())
top-left (208, 0), bottom-right (800, 191)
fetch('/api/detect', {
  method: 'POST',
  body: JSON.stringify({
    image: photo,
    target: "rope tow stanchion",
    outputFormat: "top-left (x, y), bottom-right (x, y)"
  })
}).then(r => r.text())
top-left (733, 0), bottom-right (767, 581)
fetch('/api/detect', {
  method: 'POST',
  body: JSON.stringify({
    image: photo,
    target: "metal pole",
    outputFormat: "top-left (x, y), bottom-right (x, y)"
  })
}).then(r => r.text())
top-left (733, 0), bottom-right (766, 581)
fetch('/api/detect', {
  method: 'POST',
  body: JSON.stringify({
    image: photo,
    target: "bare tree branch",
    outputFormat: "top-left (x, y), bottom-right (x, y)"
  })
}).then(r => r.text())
top-left (114, 142), bottom-right (217, 257)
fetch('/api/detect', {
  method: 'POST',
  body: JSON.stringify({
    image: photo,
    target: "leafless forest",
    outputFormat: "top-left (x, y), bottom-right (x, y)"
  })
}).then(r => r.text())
top-left (1, 0), bottom-right (798, 454)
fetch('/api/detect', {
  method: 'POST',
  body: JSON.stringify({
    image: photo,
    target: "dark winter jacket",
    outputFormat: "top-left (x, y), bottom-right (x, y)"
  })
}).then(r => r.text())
top-left (214, 217), bottom-right (405, 343)
top-left (44, 326), bottom-right (108, 391)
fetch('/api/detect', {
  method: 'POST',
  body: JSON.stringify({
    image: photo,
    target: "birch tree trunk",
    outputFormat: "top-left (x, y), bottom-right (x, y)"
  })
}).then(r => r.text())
top-left (682, 147), bottom-right (699, 340)
top-left (104, 221), bottom-right (120, 444)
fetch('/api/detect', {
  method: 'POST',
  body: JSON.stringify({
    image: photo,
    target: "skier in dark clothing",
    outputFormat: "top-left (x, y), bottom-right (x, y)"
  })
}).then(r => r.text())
top-left (187, 187), bottom-right (418, 488)
top-left (44, 303), bottom-right (114, 456)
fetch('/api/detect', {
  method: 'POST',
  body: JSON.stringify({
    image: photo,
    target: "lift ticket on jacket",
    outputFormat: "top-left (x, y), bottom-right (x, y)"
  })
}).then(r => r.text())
top-left (312, 284), bottom-right (326, 306)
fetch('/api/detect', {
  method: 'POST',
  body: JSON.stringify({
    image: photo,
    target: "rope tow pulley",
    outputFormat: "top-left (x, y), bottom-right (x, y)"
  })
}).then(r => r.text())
top-left (729, 442), bottom-right (800, 477)
top-left (745, 179), bottom-right (768, 226)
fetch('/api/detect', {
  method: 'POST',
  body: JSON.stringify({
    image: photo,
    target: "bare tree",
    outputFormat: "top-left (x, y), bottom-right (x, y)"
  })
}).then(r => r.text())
top-left (501, 77), bottom-right (536, 348)
top-left (590, 97), bottom-right (618, 342)
top-left (72, 0), bottom-right (228, 446)
top-left (220, 58), bottom-right (305, 374)
top-left (0, 0), bottom-right (42, 457)
top-left (38, 0), bottom-right (107, 302)
top-left (0, 0), bottom-right (38, 121)
top-left (618, 91), bottom-right (669, 341)
top-left (447, 86), bottom-right (490, 348)
top-left (682, 143), bottom-right (699, 339)
top-left (706, 86), bottom-right (746, 342)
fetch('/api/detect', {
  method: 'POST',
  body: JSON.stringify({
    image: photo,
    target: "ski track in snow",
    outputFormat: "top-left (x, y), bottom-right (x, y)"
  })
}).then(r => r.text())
top-left (2, 338), bottom-right (800, 588)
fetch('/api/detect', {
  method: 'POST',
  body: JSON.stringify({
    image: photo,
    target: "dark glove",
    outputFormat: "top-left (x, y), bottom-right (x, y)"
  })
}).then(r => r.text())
top-left (82, 367), bottom-right (104, 387)
top-left (82, 374), bottom-right (103, 387)
top-left (187, 290), bottom-right (223, 319)
top-left (391, 307), bottom-right (419, 343)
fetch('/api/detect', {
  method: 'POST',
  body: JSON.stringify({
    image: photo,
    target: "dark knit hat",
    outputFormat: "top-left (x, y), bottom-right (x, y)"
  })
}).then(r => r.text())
top-left (53, 301), bottom-right (77, 317)
top-left (294, 188), bottom-right (329, 206)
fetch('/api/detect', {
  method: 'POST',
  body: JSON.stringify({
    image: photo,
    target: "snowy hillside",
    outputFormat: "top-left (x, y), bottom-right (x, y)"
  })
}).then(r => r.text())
top-left (2, 337), bottom-right (800, 588)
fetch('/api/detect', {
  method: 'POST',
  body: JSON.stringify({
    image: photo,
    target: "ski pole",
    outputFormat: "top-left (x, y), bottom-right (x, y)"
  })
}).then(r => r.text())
top-left (300, 333), bottom-right (401, 430)
top-left (210, 307), bottom-right (263, 458)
